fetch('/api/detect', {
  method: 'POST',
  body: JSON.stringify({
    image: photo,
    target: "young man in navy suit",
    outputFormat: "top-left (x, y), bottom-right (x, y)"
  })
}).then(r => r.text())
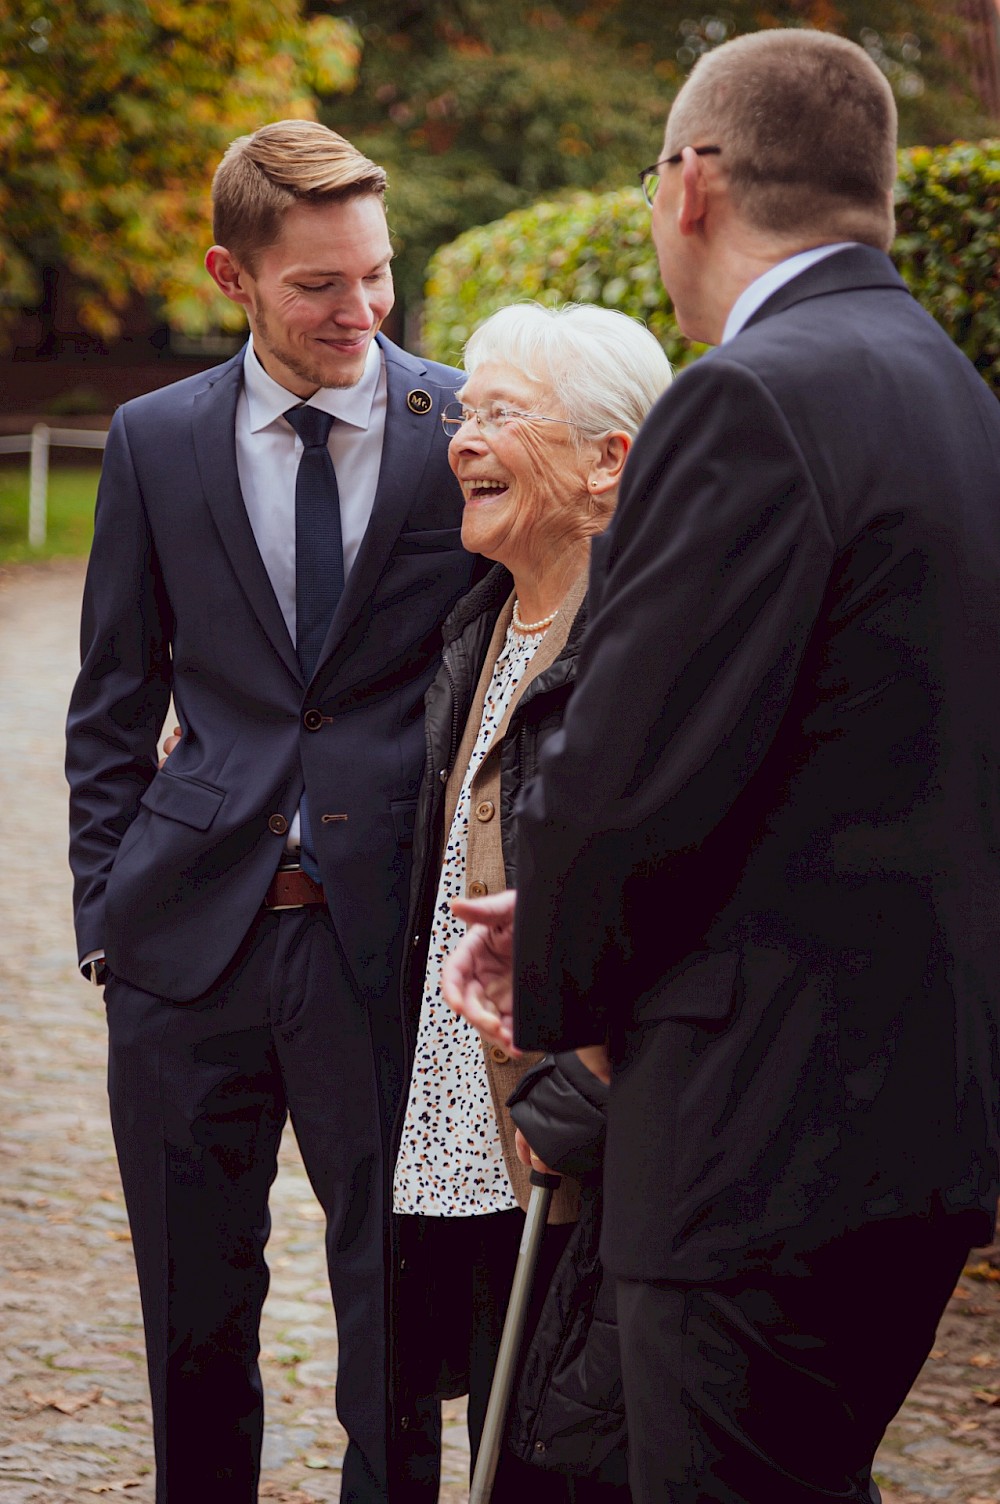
top-left (445, 30), bottom-right (1000, 1504)
top-left (66, 120), bottom-right (476, 1503)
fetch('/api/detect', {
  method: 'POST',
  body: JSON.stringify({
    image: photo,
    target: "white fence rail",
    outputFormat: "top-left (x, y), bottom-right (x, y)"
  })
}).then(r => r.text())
top-left (0, 422), bottom-right (107, 547)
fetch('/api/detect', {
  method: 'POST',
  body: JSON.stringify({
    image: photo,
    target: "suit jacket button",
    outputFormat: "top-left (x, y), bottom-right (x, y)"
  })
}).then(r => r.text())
top-left (468, 880), bottom-right (488, 898)
top-left (268, 814), bottom-right (288, 835)
top-left (489, 1045), bottom-right (510, 1064)
top-left (303, 708), bottom-right (324, 731)
top-left (475, 800), bottom-right (495, 822)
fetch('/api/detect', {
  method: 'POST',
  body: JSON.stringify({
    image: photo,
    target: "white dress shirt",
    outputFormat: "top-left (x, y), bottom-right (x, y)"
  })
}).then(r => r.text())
top-left (236, 334), bottom-right (387, 643)
top-left (722, 243), bottom-right (856, 344)
top-left (237, 335), bottom-right (388, 850)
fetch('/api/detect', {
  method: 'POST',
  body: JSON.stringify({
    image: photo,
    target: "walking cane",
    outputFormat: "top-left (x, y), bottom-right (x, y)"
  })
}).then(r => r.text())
top-left (469, 1166), bottom-right (562, 1504)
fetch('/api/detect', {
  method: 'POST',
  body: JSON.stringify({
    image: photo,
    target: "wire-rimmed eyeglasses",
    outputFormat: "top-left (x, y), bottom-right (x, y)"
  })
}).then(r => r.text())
top-left (639, 145), bottom-right (722, 207)
top-left (441, 401), bottom-right (584, 436)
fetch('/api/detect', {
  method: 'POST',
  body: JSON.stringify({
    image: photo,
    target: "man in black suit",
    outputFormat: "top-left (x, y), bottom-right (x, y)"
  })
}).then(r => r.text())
top-left (66, 120), bottom-right (476, 1502)
top-left (444, 29), bottom-right (1000, 1504)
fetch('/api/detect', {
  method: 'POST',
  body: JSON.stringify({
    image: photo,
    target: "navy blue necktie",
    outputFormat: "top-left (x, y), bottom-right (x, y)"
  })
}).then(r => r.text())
top-left (284, 404), bottom-right (344, 879)
top-left (284, 404), bottom-right (344, 679)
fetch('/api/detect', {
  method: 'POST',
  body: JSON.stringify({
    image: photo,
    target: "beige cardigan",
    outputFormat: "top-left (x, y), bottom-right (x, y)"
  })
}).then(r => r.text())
top-left (441, 574), bottom-right (588, 1225)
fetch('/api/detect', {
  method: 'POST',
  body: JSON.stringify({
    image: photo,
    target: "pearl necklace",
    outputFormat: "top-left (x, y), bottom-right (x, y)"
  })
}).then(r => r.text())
top-left (511, 599), bottom-right (558, 635)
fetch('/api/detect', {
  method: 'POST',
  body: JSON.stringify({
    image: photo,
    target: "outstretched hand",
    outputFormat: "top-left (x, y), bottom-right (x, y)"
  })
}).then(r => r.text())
top-left (441, 889), bottom-right (518, 1053)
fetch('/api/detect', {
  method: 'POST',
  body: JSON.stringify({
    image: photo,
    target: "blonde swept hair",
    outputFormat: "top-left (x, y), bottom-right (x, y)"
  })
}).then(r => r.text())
top-left (212, 119), bottom-right (387, 268)
top-left (666, 29), bottom-right (898, 251)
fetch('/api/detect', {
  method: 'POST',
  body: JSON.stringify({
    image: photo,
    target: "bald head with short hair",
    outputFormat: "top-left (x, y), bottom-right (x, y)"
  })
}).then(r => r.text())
top-left (666, 29), bottom-right (898, 252)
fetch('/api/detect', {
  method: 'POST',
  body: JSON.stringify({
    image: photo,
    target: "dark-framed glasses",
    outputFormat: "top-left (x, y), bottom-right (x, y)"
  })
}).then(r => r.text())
top-left (441, 401), bottom-right (583, 436)
top-left (639, 145), bottom-right (722, 207)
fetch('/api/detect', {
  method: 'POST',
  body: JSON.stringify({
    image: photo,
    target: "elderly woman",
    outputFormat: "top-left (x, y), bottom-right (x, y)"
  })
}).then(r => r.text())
top-left (392, 302), bottom-right (671, 1501)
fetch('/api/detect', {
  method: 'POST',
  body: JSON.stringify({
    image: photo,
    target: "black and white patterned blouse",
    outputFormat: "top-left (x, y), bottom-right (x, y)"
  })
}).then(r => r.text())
top-left (393, 622), bottom-right (545, 1216)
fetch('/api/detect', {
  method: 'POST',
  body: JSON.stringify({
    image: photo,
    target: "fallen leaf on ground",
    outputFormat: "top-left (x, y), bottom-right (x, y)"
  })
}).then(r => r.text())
top-left (28, 1386), bottom-right (102, 1415)
top-left (969, 1352), bottom-right (996, 1368)
top-left (965, 1261), bottom-right (1000, 1282)
top-left (928, 1348), bottom-right (946, 1359)
top-left (950, 1418), bottom-right (981, 1434)
top-left (973, 1388), bottom-right (1000, 1405)
top-left (88, 1483), bottom-right (142, 1495)
top-left (304, 1456), bottom-right (331, 1469)
top-left (951, 1284), bottom-right (971, 1299)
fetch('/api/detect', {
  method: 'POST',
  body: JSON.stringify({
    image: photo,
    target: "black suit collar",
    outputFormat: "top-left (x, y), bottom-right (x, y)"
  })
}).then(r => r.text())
top-left (191, 349), bottom-right (302, 684)
top-left (313, 334), bottom-right (457, 680)
top-left (741, 244), bottom-right (908, 333)
top-left (191, 335), bottom-right (460, 692)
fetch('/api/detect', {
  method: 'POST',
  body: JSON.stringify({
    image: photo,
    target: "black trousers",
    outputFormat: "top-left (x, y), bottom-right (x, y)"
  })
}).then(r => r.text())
top-left (395, 1209), bottom-right (626, 1502)
top-left (616, 1207), bottom-right (984, 1504)
top-left (106, 905), bottom-right (398, 1504)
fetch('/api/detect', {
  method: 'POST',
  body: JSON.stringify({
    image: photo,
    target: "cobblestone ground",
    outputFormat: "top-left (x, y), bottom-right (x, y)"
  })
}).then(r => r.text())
top-left (1, 560), bottom-right (998, 1503)
top-left (0, 560), bottom-right (469, 1501)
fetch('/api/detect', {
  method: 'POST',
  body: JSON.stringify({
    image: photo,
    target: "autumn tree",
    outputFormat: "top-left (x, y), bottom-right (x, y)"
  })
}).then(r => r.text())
top-left (0, 0), bottom-right (360, 347)
top-left (328, 1), bottom-right (994, 305)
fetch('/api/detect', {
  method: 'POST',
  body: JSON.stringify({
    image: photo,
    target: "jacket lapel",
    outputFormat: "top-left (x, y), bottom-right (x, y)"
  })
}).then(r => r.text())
top-left (191, 350), bottom-right (302, 683)
top-left (315, 335), bottom-right (452, 670)
top-left (483, 570), bottom-right (588, 760)
top-left (742, 244), bottom-right (908, 333)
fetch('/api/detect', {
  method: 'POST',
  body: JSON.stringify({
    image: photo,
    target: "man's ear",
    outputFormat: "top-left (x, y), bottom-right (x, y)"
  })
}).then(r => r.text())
top-left (677, 147), bottom-right (711, 237)
top-left (205, 246), bottom-right (252, 308)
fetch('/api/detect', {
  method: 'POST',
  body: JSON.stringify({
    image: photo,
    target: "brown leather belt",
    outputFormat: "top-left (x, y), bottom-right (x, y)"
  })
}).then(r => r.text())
top-left (263, 866), bottom-right (326, 910)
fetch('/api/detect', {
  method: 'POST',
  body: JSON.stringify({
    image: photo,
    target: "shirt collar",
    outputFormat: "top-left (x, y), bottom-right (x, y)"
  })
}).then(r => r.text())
top-left (242, 334), bottom-right (383, 433)
top-left (721, 243), bottom-right (857, 344)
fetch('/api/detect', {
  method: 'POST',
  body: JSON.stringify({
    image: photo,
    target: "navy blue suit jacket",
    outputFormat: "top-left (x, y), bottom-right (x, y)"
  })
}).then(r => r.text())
top-left (67, 335), bottom-right (476, 1006)
top-left (513, 249), bottom-right (1000, 1281)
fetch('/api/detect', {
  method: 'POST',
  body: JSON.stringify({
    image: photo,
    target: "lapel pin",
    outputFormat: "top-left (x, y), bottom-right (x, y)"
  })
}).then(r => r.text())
top-left (407, 389), bottom-right (433, 415)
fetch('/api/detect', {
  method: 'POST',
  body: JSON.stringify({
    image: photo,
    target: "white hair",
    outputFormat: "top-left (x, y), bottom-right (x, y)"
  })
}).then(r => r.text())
top-left (462, 301), bottom-right (672, 438)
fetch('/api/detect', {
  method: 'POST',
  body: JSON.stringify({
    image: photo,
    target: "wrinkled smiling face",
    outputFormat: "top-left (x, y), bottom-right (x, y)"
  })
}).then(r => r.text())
top-left (448, 360), bottom-right (597, 572)
top-left (240, 195), bottom-right (394, 396)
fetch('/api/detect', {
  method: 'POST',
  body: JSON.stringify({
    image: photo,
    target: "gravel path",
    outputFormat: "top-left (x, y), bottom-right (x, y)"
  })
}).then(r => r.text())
top-left (0, 559), bottom-right (996, 1503)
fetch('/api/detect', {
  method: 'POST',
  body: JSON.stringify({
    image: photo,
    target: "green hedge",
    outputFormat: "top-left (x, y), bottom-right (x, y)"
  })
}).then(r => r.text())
top-left (423, 140), bottom-right (1000, 396)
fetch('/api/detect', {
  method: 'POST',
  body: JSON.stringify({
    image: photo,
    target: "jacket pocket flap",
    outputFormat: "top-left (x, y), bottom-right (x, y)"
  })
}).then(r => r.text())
top-left (391, 798), bottom-right (417, 843)
top-left (394, 526), bottom-right (464, 555)
top-left (139, 771), bottom-right (226, 831)
top-left (635, 950), bottom-right (740, 1026)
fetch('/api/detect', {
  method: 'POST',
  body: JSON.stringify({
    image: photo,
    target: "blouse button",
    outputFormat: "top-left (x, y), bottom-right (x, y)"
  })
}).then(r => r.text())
top-left (475, 800), bottom-right (496, 822)
top-left (489, 1045), bottom-right (510, 1064)
top-left (468, 880), bottom-right (488, 898)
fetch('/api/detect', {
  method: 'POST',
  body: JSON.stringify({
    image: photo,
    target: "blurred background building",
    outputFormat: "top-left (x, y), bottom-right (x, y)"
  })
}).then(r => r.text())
top-left (1, 0), bottom-right (998, 421)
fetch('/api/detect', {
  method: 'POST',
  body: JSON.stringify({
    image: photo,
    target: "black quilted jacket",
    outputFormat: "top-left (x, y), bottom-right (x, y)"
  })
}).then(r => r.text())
top-left (507, 1054), bottom-right (628, 1485)
top-left (398, 561), bottom-right (628, 1482)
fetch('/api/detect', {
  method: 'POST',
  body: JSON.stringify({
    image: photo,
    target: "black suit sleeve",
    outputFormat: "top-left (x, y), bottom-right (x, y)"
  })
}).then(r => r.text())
top-left (512, 357), bottom-right (837, 1050)
top-left (65, 408), bottom-right (173, 960)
